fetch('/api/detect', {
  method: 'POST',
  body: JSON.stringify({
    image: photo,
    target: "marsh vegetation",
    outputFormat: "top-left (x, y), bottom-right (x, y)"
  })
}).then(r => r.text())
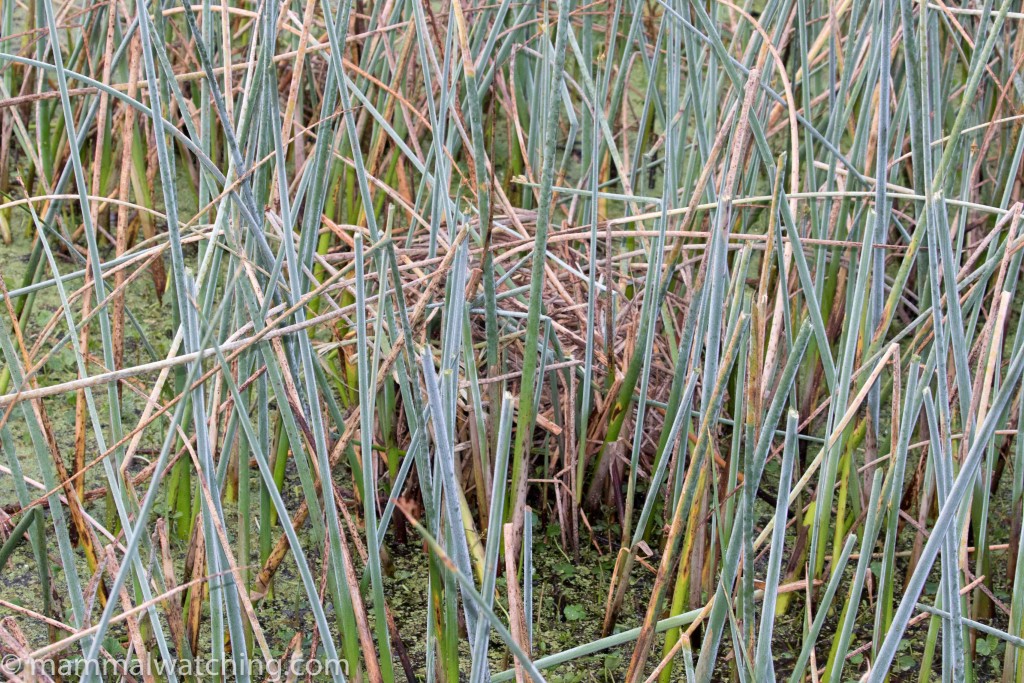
top-left (0, 0), bottom-right (1023, 681)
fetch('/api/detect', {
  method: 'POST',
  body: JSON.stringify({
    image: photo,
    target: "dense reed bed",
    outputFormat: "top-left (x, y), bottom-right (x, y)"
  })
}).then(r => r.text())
top-left (0, 0), bottom-right (1023, 680)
